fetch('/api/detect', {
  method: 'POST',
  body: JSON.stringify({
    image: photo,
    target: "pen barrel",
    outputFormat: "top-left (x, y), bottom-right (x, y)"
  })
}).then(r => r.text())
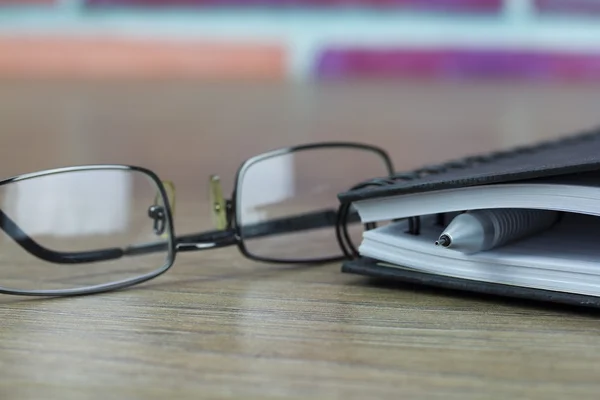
top-left (477, 208), bottom-right (560, 250)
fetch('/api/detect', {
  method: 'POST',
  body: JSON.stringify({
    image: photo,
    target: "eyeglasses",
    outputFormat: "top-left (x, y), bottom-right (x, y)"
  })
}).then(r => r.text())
top-left (0, 142), bottom-right (393, 296)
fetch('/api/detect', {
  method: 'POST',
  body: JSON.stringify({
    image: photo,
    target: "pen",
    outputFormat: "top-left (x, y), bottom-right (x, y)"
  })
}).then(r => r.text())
top-left (435, 208), bottom-right (561, 254)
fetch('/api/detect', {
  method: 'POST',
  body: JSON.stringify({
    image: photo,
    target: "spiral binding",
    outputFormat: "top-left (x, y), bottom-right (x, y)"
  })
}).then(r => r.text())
top-left (334, 128), bottom-right (600, 259)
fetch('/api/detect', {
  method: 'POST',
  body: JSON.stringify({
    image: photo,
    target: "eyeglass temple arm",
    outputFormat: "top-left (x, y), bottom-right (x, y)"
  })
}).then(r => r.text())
top-left (0, 210), bottom-right (124, 264)
top-left (238, 208), bottom-right (350, 239)
top-left (154, 207), bottom-right (360, 253)
top-left (126, 208), bottom-right (360, 255)
top-left (0, 207), bottom-right (361, 263)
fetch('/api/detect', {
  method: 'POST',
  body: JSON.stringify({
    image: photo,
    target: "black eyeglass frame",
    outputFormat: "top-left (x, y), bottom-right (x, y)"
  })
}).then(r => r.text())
top-left (0, 142), bottom-right (393, 297)
top-left (228, 141), bottom-right (393, 264)
top-left (0, 164), bottom-right (177, 297)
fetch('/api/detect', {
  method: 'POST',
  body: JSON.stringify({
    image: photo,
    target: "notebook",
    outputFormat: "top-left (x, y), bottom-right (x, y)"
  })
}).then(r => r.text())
top-left (336, 128), bottom-right (600, 307)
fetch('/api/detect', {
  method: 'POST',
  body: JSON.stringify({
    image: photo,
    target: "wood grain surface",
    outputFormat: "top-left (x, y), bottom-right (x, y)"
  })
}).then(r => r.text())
top-left (1, 79), bottom-right (600, 399)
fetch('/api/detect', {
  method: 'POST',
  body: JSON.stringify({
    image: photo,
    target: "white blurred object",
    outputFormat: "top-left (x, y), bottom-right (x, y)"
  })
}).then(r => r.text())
top-left (239, 154), bottom-right (295, 224)
top-left (3, 170), bottom-right (132, 237)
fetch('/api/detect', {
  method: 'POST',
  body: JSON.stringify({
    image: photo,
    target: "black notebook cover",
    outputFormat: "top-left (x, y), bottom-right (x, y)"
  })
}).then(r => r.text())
top-left (342, 258), bottom-right (600, 308)
top-left (338, 128), bottom-right (600, 204)
top-left (337, 128), bottom-right (600, 308)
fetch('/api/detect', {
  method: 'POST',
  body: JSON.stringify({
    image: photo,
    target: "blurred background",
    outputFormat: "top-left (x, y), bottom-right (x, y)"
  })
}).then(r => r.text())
top-left (2, 0), bottom-right (600, 234)
top-left (3, 0), bottom-right (600, 80)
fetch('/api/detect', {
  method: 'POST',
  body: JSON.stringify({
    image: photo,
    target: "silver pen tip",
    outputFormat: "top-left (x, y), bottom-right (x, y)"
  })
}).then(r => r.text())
top-left (435, 234), bottom-right (452, 247)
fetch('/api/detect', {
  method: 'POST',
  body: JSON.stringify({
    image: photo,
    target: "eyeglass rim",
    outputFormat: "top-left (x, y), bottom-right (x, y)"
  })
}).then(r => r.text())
top-left (231, 141), bottom-right (394, 264)
top-left (0, 164), bottom-right (178, 297)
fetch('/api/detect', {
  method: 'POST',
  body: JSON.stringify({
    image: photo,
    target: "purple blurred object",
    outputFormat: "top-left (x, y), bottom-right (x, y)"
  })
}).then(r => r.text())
top-left (84, 0), bottom-right (503, 12)
top-left (535, 0), bottom-right (600, 15)
top-left (316, 48), bottom-right (600, 81)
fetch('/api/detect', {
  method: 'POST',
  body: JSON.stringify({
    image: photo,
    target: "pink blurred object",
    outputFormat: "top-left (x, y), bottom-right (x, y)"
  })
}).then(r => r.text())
top-left (535, 0), bottom-right (600, 15)
top-left (83, 0), bottom-right (503, 13)
top-left (316, 48), bottom-right (600, 82)
top-left (0, 0), bottom-right (56, 3)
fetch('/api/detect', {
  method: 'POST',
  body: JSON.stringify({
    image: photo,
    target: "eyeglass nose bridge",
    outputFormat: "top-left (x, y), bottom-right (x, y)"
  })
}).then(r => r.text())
top-left (147, 205), bottom-right (167, 235)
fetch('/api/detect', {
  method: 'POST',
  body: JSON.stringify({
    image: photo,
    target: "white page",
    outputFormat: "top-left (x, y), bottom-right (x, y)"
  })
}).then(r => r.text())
top-left (353, 183), bottom-right (600, 223)
top-left (359, 213), bottom-right (600, 296)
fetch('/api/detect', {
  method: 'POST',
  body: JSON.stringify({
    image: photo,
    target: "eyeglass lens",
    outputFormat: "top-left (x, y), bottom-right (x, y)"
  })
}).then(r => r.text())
top-left (0, 168), bottom-right (172, 292)
top-left (237, 147), bottom-right (389, 262)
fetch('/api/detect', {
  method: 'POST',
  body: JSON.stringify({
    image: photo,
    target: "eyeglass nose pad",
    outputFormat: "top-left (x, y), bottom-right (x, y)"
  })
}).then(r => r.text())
top-left (148, 205), bottom-right (166, 235)
top-left (209, 175), bottom-right (227, 230)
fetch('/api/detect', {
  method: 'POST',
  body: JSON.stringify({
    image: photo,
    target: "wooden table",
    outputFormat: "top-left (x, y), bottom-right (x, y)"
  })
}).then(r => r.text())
top-left (1, 79), bottom-right (600, 399)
